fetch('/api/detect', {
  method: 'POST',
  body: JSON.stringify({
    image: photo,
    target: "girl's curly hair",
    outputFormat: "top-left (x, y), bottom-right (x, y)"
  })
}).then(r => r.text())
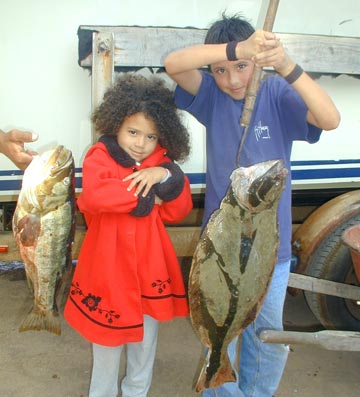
top-left (92, 74), bottom-right (190, 162)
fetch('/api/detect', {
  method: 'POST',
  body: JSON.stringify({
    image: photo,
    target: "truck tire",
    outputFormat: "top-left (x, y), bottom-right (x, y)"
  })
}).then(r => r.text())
top-left (304, 213), bottom-right (360, 331)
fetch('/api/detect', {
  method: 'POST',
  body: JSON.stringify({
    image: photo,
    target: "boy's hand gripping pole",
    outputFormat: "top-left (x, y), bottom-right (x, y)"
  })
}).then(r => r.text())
top-left (237, 0), bottom-right (280, 163)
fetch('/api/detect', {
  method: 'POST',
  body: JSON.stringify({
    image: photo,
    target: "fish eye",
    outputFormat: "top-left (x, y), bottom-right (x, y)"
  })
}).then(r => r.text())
top-left (63, 177), bottom-right (70, 186)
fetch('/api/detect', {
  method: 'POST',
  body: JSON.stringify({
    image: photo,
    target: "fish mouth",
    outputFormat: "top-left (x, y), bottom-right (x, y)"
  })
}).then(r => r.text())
top-left (18, 145), bottom-right (74, 211)
top-left (48, 145), bottom-right (73, 177)
top-left (231, 160), bottom-right (288, 212)
top-left (21, 145), bottom-right (74, 199)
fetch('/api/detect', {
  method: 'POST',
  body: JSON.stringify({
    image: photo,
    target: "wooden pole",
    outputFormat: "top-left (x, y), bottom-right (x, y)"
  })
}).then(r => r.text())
top-left (240, 0), bottom-right (280, 128)
top-left (91, 32), bottom-right (114, 143)
top-left (236, 0), bottom-right (280, 164)
top-left (260, 329), bottom-right (360, 351)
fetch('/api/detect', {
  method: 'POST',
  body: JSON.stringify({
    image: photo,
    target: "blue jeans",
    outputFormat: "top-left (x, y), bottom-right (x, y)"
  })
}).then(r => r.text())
top-left (202, 260), bottom-right (291, 397)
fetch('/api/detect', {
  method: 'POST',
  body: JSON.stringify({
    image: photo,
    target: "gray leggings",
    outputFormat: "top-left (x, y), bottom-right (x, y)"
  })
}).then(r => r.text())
top-left (89, 315), bottom-right (159, 397)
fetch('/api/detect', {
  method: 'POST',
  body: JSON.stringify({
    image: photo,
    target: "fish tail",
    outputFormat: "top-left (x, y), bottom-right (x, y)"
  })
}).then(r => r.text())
top-left (19, 309), bottom-right (61, 336)
top-left (195, 349), bottom-right (236, 392)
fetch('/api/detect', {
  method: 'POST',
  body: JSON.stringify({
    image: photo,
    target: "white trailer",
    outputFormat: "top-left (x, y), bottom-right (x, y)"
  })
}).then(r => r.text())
top-left (1, 0), bottom-right (360, 332)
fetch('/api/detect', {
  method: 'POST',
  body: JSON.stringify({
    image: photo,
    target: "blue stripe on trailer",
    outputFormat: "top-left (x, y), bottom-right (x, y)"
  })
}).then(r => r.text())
top-left (1, 161), bottom-right (360, 191)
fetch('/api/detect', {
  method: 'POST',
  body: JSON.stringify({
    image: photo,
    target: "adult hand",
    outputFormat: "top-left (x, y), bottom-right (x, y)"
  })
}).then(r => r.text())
top-left (0, 129), bottom-right (38, 170)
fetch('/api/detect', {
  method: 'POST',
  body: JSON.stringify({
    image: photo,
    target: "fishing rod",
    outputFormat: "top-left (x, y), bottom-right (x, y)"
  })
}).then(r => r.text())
top-left (237, 0), bottom-right (280, 165)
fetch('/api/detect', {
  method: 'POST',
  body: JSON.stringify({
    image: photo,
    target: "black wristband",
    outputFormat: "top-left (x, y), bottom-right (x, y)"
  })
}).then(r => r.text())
top-left (130, 188), bottom-right (155, 217)
top-left (226, 41), bottom-right (238, 61)
top-left (154, 162), bottom-right (185, 202)
top-left (284, 64), bottom-right (303, 84)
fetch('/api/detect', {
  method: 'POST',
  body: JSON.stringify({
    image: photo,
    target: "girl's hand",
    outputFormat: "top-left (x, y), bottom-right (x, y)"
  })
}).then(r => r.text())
top-left (123, 166), bottom-right (168, 197)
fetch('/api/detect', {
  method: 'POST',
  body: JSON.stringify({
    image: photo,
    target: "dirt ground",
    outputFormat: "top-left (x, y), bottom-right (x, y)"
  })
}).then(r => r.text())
top-left (1, 270), bottom-right (360, 397)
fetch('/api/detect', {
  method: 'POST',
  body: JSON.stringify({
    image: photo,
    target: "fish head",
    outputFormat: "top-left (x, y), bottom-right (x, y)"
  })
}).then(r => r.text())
top-left (230, 159), bottom-right (288, 213)
top-left (21, 145), bottom-right (75, 211)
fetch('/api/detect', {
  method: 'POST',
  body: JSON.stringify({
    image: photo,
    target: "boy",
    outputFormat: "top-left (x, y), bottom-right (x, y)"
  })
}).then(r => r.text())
top-left (165, 13), bottom-right (339, 397)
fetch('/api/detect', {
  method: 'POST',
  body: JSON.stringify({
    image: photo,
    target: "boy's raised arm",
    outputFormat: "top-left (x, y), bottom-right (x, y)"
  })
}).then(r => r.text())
top-left (286, 71), bottom-right (340, 130)
top-left (164, 44), bottom-right (227, 95)
top-left (164, 30), bottom-right (279, 96)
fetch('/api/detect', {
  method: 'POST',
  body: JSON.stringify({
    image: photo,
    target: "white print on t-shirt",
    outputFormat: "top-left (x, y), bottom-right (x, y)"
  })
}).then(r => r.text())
top-left (254, 121), bottom-right (270, 141)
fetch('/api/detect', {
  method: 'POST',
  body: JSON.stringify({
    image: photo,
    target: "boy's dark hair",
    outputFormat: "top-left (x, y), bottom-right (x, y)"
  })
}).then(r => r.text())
top-left (92, 74), bottom-right (190, 162)
top-left (205, 12), bottom-right (255, 44)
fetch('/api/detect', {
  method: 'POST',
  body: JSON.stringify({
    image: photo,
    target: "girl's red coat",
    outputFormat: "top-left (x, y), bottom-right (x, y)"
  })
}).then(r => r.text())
top-left (64, 142), bottom-right (192, 346)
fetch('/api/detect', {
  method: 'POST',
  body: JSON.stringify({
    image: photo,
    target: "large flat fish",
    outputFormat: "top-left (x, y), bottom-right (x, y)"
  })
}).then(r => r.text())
top-left (188, 159), bottom-right (288, 392)
top-left (12, 145), bottom-right (75, 335)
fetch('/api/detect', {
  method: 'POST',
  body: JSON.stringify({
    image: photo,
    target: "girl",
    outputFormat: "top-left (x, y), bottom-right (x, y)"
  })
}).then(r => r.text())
top-left (64, 74), bottom-right (192, 397)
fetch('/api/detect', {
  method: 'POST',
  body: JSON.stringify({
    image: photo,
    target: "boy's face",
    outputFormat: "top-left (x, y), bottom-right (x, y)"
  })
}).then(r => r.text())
top-left (210, 59), bottom-right (254, 100)
top-left (117, 112), bottom-right (159, 162)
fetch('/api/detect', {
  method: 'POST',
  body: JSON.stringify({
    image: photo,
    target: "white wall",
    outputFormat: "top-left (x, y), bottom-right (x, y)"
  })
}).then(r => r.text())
top-left (0, 0), bottom-right (359, 172)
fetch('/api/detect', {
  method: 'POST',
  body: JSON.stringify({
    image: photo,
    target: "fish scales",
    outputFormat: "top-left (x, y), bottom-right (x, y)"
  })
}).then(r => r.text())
top-left (188, 159), bottom-right (288, 392)
top-left (12, 145), bottom-right (75, 336)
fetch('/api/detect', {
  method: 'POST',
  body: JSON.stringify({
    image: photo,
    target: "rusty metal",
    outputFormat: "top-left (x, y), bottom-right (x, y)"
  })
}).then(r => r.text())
top-left (292, 190), bottom-right (360, 276)
top-left (342, 224), bottom-right (360, 282)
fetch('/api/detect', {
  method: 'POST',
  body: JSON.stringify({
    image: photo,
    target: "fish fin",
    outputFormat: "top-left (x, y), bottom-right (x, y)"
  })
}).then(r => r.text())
top-left (57, 265), bottom-right (74, 311)
top-left (19, 309), bottom-right (61, 336)
top-left (195, 349), bottom-right (236, 392)
top-left (24, 273), bottom-right (34, 294)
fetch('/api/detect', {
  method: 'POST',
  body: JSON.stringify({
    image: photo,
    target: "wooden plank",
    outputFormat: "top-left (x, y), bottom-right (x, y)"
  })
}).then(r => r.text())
top-left (78, 25), bottom-right (360, 75)
top-left (0, 226), bottom-right (201, 262)
top-left (259, 329), bottom-right (360, 351)
top-left (280, 33), bottom-right (360, 75)
top-left (288, 272), bottom-right (360, 301)
top-left (79, 26), bottom-right (206, 70)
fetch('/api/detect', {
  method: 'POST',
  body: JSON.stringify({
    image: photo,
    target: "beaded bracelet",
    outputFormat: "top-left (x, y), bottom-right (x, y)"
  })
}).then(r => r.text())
top-left (284, 64), bottom-right (304, 84)
top-left (226, 41), bottom-right (238, 61)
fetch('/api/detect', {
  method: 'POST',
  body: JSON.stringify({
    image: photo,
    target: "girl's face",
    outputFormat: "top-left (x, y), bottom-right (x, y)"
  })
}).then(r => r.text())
top-left (210, 59), bottom-right (254, 100)
top-left (117, 112), bottom-right (159, 162)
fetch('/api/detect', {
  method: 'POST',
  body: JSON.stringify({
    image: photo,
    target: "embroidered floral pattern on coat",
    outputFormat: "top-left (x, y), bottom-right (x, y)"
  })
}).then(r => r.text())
top-left (70, 282), bottom-right (121, 324)
top-left (151, 278), bottom-right (171, 294)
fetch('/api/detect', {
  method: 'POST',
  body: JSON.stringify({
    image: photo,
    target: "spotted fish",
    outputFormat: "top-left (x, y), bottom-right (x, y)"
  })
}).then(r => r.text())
top-left (188, 159), bottom-right (288, 392)
top-left (12, 145), bottom-right (75, 335)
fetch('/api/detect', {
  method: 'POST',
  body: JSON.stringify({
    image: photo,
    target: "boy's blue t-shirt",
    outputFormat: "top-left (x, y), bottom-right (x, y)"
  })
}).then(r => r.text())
top-left (174, 71), bottom-right (322, 262)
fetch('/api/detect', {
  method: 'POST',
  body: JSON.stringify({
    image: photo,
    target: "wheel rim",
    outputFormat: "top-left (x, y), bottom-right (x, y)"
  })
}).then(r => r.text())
top-left (344, 265), bottom-right (360, 321)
